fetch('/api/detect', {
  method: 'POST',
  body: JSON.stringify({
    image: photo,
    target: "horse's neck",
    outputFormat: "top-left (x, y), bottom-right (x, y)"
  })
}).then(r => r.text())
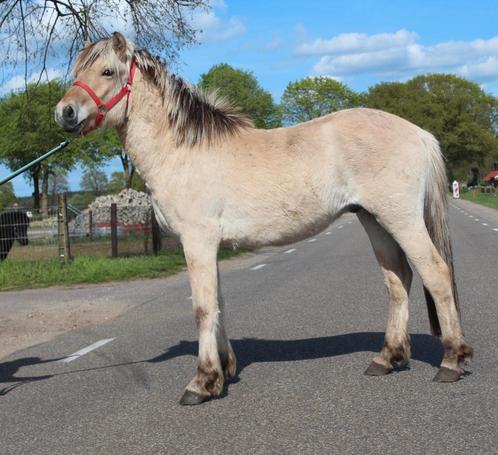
top-left (116, 78), bottom-right (181, 188)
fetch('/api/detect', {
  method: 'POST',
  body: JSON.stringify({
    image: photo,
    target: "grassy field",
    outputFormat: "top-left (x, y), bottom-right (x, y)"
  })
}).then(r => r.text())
top-left (0, 247), bottom-right (249, 291)
top-left (459, 189), bottom-right (498, 210)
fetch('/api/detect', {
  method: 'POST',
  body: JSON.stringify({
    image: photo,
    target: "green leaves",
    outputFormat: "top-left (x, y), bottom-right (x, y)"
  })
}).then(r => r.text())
top-left (365, 74), bottom-right (498, 173)
top-left (281, 76), bottom-right (362, 124)
top-left (198, 63), bottom-right (281, 129)
top-left (0, 182), bottom-right (17, 209)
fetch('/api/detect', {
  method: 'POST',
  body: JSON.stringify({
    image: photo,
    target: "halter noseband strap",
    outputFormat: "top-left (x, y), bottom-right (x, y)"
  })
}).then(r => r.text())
top-left (73, 58), bottom-right (137, 133)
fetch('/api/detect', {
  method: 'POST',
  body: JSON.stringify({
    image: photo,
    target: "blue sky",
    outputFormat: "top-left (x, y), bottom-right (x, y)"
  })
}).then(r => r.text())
top-left (2, 0), bottom-right (498, 196)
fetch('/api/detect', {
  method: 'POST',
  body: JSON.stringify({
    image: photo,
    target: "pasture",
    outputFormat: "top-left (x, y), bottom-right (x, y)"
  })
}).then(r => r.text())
top-left (0, 246), bottom-right (248, 291)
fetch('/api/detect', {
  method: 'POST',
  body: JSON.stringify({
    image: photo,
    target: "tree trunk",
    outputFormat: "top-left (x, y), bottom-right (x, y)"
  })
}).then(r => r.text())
top-left (127, 165), bottom-right (135, 189)
top-left (32, 171), bottom-right (40, 211)
top-left (120, 152), bottom-right (135, 189)
top-left (41, 168), bottom-right (50, 218)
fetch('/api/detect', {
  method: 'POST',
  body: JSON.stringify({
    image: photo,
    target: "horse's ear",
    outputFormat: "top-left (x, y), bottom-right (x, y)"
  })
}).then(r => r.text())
top-left (112, 32), bottom-right (128, 61)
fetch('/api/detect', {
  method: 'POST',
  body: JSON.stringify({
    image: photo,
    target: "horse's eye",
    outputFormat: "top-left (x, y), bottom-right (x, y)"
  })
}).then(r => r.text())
top-left (102, 68), bottom-right (114, 77)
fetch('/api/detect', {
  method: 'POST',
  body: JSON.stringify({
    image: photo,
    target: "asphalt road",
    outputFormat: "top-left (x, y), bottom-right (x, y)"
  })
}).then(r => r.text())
top-left (1, 200), bottom-right (497, 454)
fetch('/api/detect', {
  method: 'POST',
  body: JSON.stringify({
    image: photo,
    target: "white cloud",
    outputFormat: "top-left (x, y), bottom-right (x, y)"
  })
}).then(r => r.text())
top-left (0, 68), bottom-right (64, 96)
top-left (459, 56), bottom-right (498, 81)
top-left (297, 30), bottom-right (498, 82)
top-left (191, 1), bottom-right (245, 42)
top-left (296, 29), bottom-right (418, 56)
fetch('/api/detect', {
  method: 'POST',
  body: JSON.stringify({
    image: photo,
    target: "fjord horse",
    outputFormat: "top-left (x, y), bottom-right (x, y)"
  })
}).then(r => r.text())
top-left (56, 33), bottom-right (472, 405)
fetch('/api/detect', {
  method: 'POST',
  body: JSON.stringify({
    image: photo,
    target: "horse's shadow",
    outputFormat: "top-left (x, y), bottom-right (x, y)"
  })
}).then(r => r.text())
top-left (0, 357), bottom-right (60, 395)
top-left (148, 332), bottom-right (443, 373)
top-left (0, 332), bottom-right (443, 396)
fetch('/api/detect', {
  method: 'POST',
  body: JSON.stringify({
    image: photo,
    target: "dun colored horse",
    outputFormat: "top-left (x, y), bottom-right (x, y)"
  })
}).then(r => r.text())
top-left (0, 211), bottom-right (30, 262)
top-left (56, 33), bottom-right (472, 405)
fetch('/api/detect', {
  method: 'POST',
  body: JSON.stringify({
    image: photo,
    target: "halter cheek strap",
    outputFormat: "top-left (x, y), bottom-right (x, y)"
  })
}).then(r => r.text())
top-left (73, 58), bottom-right (137, 133)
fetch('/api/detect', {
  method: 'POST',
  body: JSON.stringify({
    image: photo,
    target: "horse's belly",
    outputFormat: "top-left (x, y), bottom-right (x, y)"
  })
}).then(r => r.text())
top-left (221, 206), bottom-right (333, 247)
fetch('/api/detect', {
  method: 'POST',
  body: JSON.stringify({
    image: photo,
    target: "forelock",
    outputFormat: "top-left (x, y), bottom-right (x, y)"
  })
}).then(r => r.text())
top-left (73, 37), bottom-right (134, 78)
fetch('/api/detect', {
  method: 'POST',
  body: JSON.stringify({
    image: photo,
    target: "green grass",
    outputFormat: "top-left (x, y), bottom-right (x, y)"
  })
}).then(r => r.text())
top-left (0, 247), bottom-right (249, 291)
top-left (459, 190), bottom-right (498, 210)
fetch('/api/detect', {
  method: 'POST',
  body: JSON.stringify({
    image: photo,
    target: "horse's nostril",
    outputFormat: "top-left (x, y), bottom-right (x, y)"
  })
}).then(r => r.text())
top-left (63, 105), bottom-right (75, 120)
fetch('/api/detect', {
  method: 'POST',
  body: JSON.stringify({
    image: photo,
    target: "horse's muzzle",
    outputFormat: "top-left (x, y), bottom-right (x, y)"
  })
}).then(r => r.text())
top-left (55, 103), bottom-right (86, 133)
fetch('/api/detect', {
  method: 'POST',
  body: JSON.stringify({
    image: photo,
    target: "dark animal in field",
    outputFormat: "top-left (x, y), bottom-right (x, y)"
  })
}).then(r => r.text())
top-left (0, 211), bottom-right (30, 261)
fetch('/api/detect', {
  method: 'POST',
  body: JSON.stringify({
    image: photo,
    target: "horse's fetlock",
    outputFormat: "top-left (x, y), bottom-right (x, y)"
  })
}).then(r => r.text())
top-left (219, 344), bottom-right (237, 379)
top-left (196, 363), bottom-right (223, 395)
top-left (382, 338), bottom-right (411, 365)
top-left (441, 339), bottom-right (474, 369)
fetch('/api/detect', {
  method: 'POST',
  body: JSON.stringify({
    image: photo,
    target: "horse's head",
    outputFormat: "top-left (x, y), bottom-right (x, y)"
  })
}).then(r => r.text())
top-left (55, 32), bottom-right (135, 135)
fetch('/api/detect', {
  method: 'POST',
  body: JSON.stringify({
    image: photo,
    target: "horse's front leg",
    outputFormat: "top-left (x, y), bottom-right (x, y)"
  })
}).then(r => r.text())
top-left (180, 235), bottom-right (236, 405)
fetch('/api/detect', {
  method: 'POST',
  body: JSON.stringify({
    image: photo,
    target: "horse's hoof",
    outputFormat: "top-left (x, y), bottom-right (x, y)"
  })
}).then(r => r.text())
top-left (432, 367), bottom-right (462, 383)
top-left (179, 390), bottom-right (210, 406)
top-left (364, 361), bottom-right (393, 376)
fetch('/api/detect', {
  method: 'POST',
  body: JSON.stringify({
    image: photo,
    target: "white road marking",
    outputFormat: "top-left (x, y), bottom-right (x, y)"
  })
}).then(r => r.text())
top-left (60, 338), bottom-right (115, 363)
top-left (347, 221), bottom-right (352, 224)
top-left (474, 218), bottom-right (480, 221)
top-left (284, 248), bottom-right (296, 254)
top-left (308, 238), bottom-right (317, 242)
top-left (250, 264), bottom-right (267, 271)
top-left (482, 223), bottom-right (489, 226)
top-left (325, 231), bottom-right (332, 235)
top-left (469, 215), bottom-right (474, 218)
top-left (337, 225), bottom-right (344, 229)
top-left (493, 228), bottom-right (498, 232)
top-left (186, 295), bottom-right (192, 300)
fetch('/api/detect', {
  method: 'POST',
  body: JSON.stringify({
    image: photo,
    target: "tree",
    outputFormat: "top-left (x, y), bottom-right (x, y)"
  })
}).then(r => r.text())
top-left (108, 171), bottom-right (146, 194)
top-left (198, 63), bottom-right (281, 128)
top-left (48, 173), bottom-right (69, 198)
top-left (365, 74), bottom-right (498, 176)
top-left (0, 80), bottom-right (76, 214)
top-left (80, 165), bottom-right (108, 195)
top-left (108, 172), bottom-right (126, 194)
top-left (0, 0), bottom-right (208, 84)
top-left (281, 76), bottom-right (362, 124)
top-left (0, 182), bottom-right (17, 209)
top-left (0, 80), bottom-right (127, 214)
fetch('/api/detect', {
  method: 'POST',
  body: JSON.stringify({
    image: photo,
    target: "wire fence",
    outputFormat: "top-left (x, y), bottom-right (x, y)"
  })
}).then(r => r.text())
top-left (0, 194), bottom-right (180, 263)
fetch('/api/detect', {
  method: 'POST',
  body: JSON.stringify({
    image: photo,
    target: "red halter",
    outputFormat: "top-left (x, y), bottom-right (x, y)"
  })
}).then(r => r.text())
top-left (73, 58), bottom-right (137, 133)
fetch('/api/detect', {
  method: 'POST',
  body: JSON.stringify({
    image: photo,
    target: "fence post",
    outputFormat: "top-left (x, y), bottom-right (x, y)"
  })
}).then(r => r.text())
top-left (110, 203), bottom-right (118, 258)
top-left (57, 193), bottom-right (72, 264)
top-left (151, 209), bottom-right (162, 255)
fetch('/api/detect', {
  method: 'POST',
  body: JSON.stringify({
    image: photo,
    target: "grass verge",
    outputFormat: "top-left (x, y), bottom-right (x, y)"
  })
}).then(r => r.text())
top-left (0, 247), bottom-right (249, 292)
top-left (458, 190), bottom-right (498, 210)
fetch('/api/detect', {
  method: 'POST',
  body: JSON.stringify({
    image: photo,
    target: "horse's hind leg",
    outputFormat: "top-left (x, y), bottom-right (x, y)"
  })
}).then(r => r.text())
top-left (179, 234), bottom-right (236, 405)
top-left (217, 270), bottom-right (237, 379)
top-left (380, 216), bottom-right (472, 381)
top-left (358, 210), bottom-right (412, 375)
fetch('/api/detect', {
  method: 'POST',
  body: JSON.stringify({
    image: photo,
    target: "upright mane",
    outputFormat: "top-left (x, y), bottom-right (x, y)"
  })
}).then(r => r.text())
top-left (134, 49), bottom-right (253, 146)
top-left (74, 38), bottom-right (253, 146)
